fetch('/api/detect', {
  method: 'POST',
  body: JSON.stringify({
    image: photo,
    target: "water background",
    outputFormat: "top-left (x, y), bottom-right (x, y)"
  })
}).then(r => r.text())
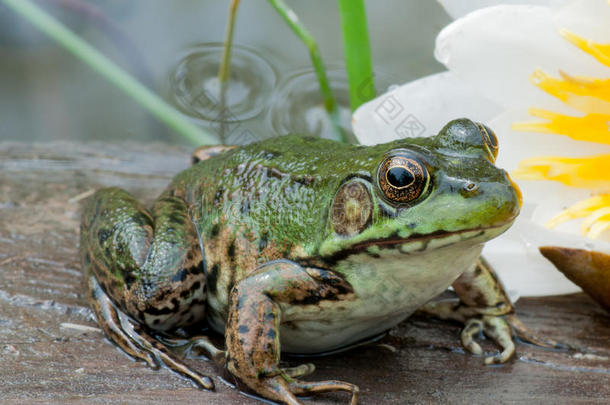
top-left (0, 0), bottom-right (450, 144)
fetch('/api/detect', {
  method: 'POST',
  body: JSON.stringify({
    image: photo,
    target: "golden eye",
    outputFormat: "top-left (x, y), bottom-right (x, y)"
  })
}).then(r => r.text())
top-left (476, 122), bottom-right (499, 161)
top-left (378, 154), bottom-right (429, 204)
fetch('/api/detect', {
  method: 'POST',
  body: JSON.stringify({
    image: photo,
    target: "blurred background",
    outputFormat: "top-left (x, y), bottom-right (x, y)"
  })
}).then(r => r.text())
top-left (0, 0), bottom-right (450, 145)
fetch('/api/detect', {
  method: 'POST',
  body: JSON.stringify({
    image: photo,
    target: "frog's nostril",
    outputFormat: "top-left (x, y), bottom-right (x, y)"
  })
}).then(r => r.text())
top-left (465, 182), bottom-right (478, 192)
top-left (460, 182), bottom-right (479, 197)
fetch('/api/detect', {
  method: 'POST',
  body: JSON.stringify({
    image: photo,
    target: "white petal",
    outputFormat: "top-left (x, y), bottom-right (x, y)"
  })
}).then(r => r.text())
top-left (484, 220), bottom-right (576, 297)
top-left (554, 0), bottom-right (610, 43)
top-left (437, 0), bottom-right (556, 20)
top-left (435, 5), bottom-right (610, 109)
top-left (352, 71), bottom-right (502, 145)
top-left (486, 208), bottom-right (610, 296)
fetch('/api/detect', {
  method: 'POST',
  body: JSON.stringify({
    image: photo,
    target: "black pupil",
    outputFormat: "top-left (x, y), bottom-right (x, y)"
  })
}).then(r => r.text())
top-left (387, 167), bottom-right (414, 188)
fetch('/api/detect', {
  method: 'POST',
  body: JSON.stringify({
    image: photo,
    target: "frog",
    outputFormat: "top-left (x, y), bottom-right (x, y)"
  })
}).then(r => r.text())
top-left (80, 118), bottom-right (559, 405)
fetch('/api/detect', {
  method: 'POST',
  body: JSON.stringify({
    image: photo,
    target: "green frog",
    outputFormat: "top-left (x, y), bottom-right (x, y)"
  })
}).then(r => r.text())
top-left (80, 119), bottom-right (556, 405)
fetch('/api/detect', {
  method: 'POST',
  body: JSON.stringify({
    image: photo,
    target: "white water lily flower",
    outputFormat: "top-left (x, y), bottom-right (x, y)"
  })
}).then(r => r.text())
top-left (353, 0), bottom-right (610, 296)
top-left (437, 0), bottom-right (564, 20)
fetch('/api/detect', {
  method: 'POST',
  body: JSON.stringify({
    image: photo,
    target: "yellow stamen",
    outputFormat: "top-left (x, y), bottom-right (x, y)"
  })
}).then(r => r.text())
top-left (512, 108), bottom-right (610, 144)
top-left (514, 24), bottom-right (610, 240)
top-left (513, 154), bottom-right (610, 189)
top-left (528, 69), bottom-right (610, 113)
top-left (560, 29), bottom-right (610, 67)
top-left (581, 206), bottom-right (610, 236)
top-left (586, 218), bottom-right (610, 239)
top-left (545, 195), bottom-right (610, 228)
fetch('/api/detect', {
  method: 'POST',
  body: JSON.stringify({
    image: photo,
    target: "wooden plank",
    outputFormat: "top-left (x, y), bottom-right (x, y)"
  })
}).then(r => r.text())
top-left (1, 142), bottom-right (608, 404)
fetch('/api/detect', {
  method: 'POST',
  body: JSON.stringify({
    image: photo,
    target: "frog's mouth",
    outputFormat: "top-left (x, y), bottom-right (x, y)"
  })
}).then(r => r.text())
top-left (350, 223), bottom-right (512, 255)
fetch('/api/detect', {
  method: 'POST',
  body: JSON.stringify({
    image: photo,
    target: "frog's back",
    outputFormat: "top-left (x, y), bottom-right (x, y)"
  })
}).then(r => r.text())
top-left (188, 134), bottom-right (358, 239)
top-left (172, 135), bottom-right (360, 328)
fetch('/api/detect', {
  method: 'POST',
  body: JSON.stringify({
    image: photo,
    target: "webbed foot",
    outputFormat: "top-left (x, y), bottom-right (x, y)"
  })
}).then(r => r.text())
top-left (461, 313), bottom-right (568, 364)
top-left (461, 315), bottom-right (515, 364)
top-left (421, 300), bottom-right (568, 364)
top-left (419, 255), bottom-right (568, 364)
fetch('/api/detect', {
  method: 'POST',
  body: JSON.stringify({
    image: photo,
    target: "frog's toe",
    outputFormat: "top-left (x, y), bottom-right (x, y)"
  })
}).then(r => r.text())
top-left (460, 319), bottom-right (484, 355)
top-left (263, 376), bottom-right (303, 405)
top-left (88, 276), bottom-right (215, 390)
top-left (288, 378), bottom-right (359, 405)
top-left (131, 325), bottom-right (215, 390)
top-left (481, 316), bottom-right (515, 365)
top-left (260, 376), bottom-right (359, 405)
top-left (189, 335), bottom-right (227, 367)
top-left (506, 314), bottom-right (567, 350)
top-left (460, 315), bottom-right (516, 364)
top-left (282, 363), bottom-right (316, 378)
top-left (88, 275), bottom-right (159, 369)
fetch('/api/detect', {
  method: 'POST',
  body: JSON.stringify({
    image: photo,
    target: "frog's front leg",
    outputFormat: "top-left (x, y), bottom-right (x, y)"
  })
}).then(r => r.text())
top-left (225, 260), bottom-right (359, 405)
top-left (80, 187), bottom-right (216, 389)
top-left (419, 257), bottom-right (562, 364)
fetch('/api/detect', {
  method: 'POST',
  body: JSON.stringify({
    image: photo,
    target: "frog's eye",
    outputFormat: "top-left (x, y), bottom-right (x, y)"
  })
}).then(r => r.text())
top-left (476, 122), bottom-right (499, 161)
top-left (378, 154), bottom-right (429, 204)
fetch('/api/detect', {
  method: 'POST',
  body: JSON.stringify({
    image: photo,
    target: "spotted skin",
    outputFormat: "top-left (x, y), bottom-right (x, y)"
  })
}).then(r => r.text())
top-left (81, 188), bottom-right (207, 332)
top-left (225, 260), bottom-right (358, 404)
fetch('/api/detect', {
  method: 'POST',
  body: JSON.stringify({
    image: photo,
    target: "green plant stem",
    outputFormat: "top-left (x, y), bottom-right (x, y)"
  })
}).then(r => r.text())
top-left (218, 0), bottom-right (240, 84)
top-left (217, 0), bottom-right (241, 145)
top-left (1, 0), bottom-right (217, 145)
top-left (338, 0), bottom-right (375, 111)
top-left (268, 0), bottom-right (348, 143)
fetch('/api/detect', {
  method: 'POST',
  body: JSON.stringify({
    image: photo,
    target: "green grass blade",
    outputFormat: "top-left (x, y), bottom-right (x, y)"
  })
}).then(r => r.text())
top-left (216, 0), bottom-right (241, 145)
top-left (338, 0), bottom-right (375, 111)
top-left (268, 0), bottom-right (349, 143)
top-left (218, 0), bottom-right (241, 84)
top-left (1, 0), bottom-right (217, 145)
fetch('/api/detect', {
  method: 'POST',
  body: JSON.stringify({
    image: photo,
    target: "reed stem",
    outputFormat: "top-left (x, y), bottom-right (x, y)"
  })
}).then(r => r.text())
top-left (216, 0), bottom-right (242, 144)
top-left (1, 0), bottom-right (217, 145)
top-left (268, 0), bottom-right (348, 143)
top-left (218, 0), bottom-right (240, 84)
top-left (337, 0), bottom-right (375, 111)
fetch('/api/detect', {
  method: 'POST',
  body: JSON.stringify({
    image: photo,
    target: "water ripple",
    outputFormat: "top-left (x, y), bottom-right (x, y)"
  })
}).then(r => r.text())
top-left (170, 43), bottom-right (277, 124)
top-left (269, 67), bottom-right (353, 140)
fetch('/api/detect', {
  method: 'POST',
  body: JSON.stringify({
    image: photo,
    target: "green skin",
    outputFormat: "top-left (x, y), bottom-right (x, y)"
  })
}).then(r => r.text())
top-left (81, 119), bottom-right (549, 405)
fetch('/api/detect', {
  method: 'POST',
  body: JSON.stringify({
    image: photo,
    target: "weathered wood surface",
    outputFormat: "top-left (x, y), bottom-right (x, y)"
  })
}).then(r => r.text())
top-left (1, 142), bottom-right (608, 405)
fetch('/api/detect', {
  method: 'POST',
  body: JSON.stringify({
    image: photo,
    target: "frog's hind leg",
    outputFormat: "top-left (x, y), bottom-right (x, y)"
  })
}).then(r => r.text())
top-left (465, 258), bottom-right (566, 351)
top-left (80, 187), bottom-right (214, 390)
